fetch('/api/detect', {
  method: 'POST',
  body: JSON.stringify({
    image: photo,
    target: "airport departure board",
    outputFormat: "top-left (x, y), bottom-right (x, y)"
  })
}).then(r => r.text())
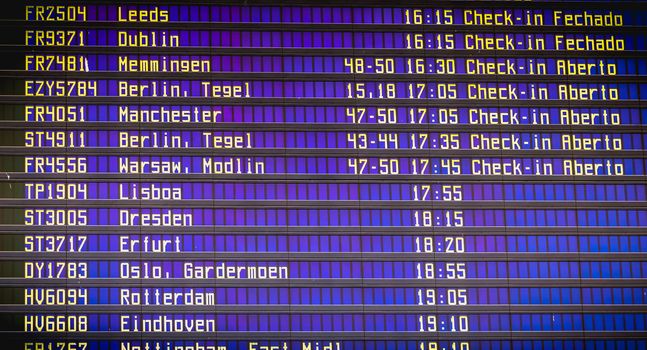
top-left (1, 1), bottom-right (647, 349)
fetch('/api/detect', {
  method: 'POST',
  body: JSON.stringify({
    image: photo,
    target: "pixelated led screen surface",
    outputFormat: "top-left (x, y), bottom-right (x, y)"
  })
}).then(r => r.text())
top-left (1, 1), bottom-right (647, 349)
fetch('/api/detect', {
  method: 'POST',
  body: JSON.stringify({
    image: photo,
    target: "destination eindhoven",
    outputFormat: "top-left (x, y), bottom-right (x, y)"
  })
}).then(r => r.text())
top-left (119, 341), bottom-right (339, 350)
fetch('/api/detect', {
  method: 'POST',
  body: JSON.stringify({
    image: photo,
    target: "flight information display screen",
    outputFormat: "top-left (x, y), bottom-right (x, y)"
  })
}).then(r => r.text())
top-left (1, 1), bottom-right (646, 349)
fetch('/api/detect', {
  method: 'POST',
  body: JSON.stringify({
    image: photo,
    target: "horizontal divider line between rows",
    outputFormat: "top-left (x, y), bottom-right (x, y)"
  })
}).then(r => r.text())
top-left (2, 199), bottom-right (647, 209)
top-left (6, 46), bottom-right (647, 57)
top-left (1, 225), bottom-right (644, 234)
top-left (1, 123), bottom-right (645, 133)
top-left (2, 330), bottom-right (646, 340)
top-left (9, 72), bottom-right (647, 82)
top-left (2, 305), bottom-right (647, 313)
top-left (2, 97), bottom-right (644, 107)
top-left (0, 278), bottom-right (645, 287)
top-left (0, 252), bottom-right (645, 261)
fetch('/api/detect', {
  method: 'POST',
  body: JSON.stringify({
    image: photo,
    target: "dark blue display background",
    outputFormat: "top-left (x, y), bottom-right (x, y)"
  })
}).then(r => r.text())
top-left (3, 1), bottom-right (647, 349)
